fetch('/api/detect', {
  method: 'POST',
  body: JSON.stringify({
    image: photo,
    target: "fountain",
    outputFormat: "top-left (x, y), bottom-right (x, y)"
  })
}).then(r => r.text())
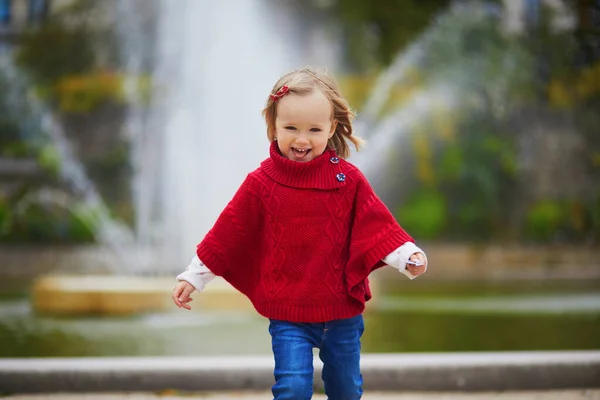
top-left (350, 2), bottom-right (516, 198)
top-left (25, 0), bottom-right (342, 314)
top-left (127, 0), bottom-right (342, 271)
top-left (0, 53), bottom-right (168, 314)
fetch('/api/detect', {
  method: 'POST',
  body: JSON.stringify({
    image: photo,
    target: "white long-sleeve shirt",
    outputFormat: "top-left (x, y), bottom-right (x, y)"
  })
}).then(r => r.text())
top-left (177, 242), bottom-right (427, 291)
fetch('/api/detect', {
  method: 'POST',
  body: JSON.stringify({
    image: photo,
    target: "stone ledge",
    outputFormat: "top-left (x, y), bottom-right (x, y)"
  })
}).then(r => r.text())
top-left (31, 275), bottom-right (253, 315)
top-left (0, 351), bottom-right (598, 393)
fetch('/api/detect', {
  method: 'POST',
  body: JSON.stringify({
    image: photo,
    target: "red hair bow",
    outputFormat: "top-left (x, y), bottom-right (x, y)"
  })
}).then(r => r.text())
top-left (270, 85), bottom-right (289, 102)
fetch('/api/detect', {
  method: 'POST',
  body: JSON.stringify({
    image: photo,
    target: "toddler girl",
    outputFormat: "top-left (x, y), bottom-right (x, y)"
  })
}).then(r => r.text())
top-left (172, 67), bottom-right (428, 400)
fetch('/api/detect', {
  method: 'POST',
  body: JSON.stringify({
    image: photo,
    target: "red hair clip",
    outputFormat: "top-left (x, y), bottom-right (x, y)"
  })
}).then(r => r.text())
top-left (270, 85), bottom-right (289, 102)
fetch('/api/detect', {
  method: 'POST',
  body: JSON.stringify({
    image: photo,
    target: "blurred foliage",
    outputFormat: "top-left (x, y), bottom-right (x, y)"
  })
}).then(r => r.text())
top-left (1, 36), bottom-right (99, 243)
top-left (85, 142), bottom-right (130, 182)
top-left (54, 72), bottom-right (151, 112)
top-left (0, 317), bottom-right (145, 357)
top-left (1, 0), bottom-right (139, 243)
top-left (548, 63), bottom-right (600, 107)
top-left (0, 72), bottom-right (44, 158)
top-left (15, 0), bottom-right (114, 87)
top-left (0, 119), bottom-right (33, 157)
top-left (0, 192), bottom-right (97, 244)
top-left (397, 190), bottom-right (446, 240)
top-left (2, 0), bottom-right (598, 245)
top-left (37, 145), bottom-right (61, 177)
top-left (324, 0), bottom-right (452, 70)
top-left (14, 0), bottom-right (150, 112)
top-left (0, 198), bottom-right (10, 237)
top-left (55, 71), bottom-right (125, 112)
top-left (15, 13), bottom-right (95, 87)
top-left (525, 201), bottom-right (566, 241)
top-left (337, 1), bottom-right (600, 244)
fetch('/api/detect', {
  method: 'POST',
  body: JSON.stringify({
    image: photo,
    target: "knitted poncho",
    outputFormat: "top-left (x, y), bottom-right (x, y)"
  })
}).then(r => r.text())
top-left (197, 142), bottom-right (413, 322)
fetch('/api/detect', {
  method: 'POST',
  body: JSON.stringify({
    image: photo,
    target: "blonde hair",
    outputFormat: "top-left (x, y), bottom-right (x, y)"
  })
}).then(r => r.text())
top-left (261, 67), bottom-right (364, 159)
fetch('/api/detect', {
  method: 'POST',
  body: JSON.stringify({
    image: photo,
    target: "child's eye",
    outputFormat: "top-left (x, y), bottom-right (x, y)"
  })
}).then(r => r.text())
top-left (285, 126), bottom-right (296, 131)
top-left (310, 128), bottom-right (322, 132)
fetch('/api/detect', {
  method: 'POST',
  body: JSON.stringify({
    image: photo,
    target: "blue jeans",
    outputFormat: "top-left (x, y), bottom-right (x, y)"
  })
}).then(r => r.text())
top-left (268, 314), bottom-right (364, 400)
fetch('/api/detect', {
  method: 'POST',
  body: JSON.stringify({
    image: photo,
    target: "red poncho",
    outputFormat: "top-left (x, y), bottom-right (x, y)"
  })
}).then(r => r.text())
top-left (197, 142), bottom-right (413, 322)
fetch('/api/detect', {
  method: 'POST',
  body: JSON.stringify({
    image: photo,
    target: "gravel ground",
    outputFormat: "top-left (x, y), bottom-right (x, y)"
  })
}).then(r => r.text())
top-left (4, 390), bottom-right (600, 400)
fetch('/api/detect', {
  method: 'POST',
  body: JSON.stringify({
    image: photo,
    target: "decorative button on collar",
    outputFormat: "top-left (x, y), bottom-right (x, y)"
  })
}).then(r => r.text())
top-left (330, 157), bottom-right (339, 164)
top-left (336, 173), bottom-right (346, 182)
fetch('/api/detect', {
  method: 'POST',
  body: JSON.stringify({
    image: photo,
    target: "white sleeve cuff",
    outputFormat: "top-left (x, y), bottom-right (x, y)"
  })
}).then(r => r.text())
top-left (176, 255), bottom-right (216, 291)
top-left (383, 242), bottom-right (428, 280)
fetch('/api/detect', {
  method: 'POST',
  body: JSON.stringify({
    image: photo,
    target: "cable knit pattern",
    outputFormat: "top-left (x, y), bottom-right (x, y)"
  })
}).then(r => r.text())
top-left (196, 141), bottom-right (414, 322)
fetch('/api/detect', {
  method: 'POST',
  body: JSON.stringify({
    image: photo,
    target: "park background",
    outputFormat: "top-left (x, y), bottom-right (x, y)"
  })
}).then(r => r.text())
top-left (0, 0), bottom-right (599, 360)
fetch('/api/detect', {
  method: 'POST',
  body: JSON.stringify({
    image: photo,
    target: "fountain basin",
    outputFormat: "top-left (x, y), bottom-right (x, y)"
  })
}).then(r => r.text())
top-left (31, 275), bottom-right (253, 315)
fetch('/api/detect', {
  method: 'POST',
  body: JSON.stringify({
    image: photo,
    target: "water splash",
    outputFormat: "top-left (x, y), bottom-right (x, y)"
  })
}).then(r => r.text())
top-left (114, 0), bottom-right (162, 273)
top-left (351, 1), bottom-right (521, 198)
top-left (121, 0), bottom-right (339, 272)
top-left (353, 85), bottom-right (457, 186)
top-left (354, 42), bottom-right (425, 139)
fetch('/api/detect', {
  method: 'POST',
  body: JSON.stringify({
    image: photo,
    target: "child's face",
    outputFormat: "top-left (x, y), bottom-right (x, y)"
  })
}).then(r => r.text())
top-left (274, 89), bottom-right (337, 162)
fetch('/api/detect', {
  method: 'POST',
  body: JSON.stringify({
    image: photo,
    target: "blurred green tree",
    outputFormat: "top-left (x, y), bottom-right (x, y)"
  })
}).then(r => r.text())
top-left (328, 0), bottom-right (451, 70)
top-left (332, 1), bottom-right (599, 243)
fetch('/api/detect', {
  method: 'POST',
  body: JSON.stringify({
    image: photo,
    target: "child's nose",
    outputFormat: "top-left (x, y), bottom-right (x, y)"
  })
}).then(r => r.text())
top-left (295, 136), bottom-right (310, 145)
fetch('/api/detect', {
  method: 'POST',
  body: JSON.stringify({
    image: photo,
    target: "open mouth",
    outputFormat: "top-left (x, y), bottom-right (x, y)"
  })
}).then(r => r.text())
top-left (292, 147), bottom-right (311, 159)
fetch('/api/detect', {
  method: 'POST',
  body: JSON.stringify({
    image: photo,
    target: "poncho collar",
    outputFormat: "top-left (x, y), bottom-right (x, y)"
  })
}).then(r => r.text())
top-left (260, 141), bottom-right (347, 190)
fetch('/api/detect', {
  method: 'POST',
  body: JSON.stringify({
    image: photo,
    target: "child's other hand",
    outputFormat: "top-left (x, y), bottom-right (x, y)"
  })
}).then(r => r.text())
top-left (406, 252), bottom-right (427, 277)
top-left (172, 281), bottom-right (195, 310)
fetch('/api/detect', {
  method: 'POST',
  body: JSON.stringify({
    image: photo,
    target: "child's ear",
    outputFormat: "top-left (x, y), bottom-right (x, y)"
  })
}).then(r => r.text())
top-left (329, 120), bottom-right (338, 138)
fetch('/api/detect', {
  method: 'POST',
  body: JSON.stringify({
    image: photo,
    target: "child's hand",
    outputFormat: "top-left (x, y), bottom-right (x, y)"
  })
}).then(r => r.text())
top-left (406, 252), bottom-right (427, 277)
top-left (172, 281), bottom-right (195, 310)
